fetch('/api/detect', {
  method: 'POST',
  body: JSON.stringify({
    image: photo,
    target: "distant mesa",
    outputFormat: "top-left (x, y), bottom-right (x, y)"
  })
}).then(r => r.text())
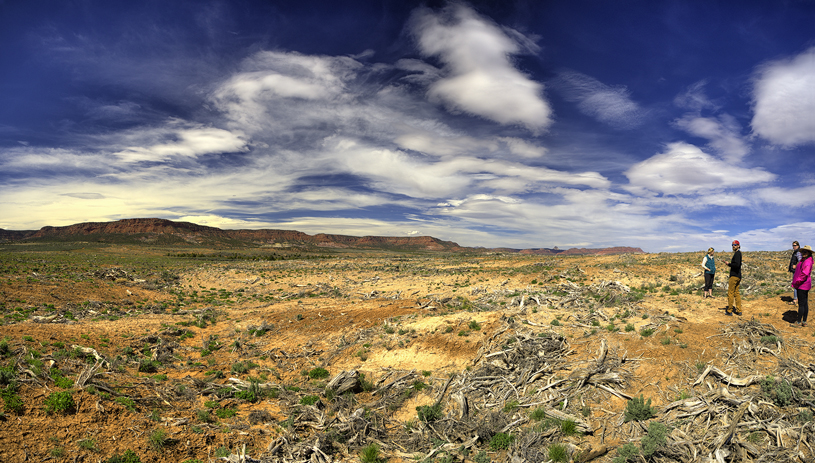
top-left (0, 218), bottom-right (644, 255)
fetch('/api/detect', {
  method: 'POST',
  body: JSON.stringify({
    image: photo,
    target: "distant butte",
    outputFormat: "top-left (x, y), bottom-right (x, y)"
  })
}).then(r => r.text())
top-left (0, 218), bottom-right (644, 255)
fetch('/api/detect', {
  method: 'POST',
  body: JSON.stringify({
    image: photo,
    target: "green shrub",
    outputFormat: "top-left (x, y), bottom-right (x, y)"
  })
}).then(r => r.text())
top-left (416, 403), bottom-right (443, 422)
top-left (468, 320), bottom-right (481, 331)
top-left (196, 409), bottom-right (214, 423)
top-left (612, 443), bottom-right (640, 463)
top-left (300, 395), bottom-right (320, 406)
top-left (54, 375), bottom-right (73, 389)
top-left (359, 372), bottom-right (374, 392)
top-left (308, 367), bottom-right (329, 379)
top-left (1, 386), bottom-right (23, 414)
top-left (623, 395), bottom-right (655, 422)
top-left (0, 365), bottom-right (15, 386)
top-left (641, 421), bottom-right (668, 456)
top-left (44, 391), bottom-right (75, 414)
top-left (760, 376), bottom-right (794, 407)
top-left (115, 396), bottom-right (137, 412)
top-left (231, 361), bottom-right (257, 374)
top-left (503, 400), bottom-right (519, 413)
top-left (215, 407), bottom-right (236, 419)
top-left (138, 359), bottom-right (160, 373)
top-left (489, 432), bottom-right (514, 450)
top-left (234, 379), bottom-right (262, 402)
top-left (639, 328), bottom-right (654, 337)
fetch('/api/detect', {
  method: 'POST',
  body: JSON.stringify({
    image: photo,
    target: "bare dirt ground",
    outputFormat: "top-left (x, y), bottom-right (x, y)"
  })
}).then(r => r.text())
top-left (0, 246), bottom-right (812, 462)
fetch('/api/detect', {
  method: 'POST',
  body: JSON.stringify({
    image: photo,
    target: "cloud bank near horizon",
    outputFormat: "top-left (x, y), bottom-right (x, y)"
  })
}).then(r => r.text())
top-left (1, 2), bottom-right (815, 252)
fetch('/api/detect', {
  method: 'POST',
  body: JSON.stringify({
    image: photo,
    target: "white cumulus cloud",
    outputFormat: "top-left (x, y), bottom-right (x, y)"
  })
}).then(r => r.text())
top-left (410, 4), bottom-right (553, 132)
top-left (751, 46), bottom-right (815, 146)
top-left (625, 142), bottom-right (774, 195)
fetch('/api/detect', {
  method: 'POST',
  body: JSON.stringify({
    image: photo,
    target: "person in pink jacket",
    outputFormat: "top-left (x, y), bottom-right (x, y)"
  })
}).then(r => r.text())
top-left (792, 245), bottom-right (813, 327)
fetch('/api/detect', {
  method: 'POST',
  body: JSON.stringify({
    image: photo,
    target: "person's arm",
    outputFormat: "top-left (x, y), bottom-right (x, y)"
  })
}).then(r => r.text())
top-left (702, 256), bottom-right (711, 271)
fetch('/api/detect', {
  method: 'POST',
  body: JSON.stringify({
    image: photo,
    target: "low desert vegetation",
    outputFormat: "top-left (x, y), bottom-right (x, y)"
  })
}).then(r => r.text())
top-left (0, 244), bottom-right (810, 462)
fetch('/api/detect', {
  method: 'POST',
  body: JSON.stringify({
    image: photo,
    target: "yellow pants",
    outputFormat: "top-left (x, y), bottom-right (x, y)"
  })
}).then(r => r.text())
top-left (728, 276), bottom-right (742, 312)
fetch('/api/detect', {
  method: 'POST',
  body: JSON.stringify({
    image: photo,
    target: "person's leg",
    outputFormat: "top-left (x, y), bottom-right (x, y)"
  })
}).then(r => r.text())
top-left (794, 287), bottom-right (798, 304)
top-left (800, 289), bottom-right (809, 325)
top-left (734, 277), bottom-right (742, 314)
top-left (727, 276), bottom-right (736, 313)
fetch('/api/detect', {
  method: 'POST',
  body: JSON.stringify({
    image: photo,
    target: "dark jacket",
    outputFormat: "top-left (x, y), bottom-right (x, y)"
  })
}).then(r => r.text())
top-left (790, 249), bottom-right (802, 273)
top-left (728, 250), bottom-right (742, 279)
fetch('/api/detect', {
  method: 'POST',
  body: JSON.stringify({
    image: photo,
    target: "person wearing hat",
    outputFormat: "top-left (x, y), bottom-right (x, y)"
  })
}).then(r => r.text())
top-left (724, 240), bottom-right (742, 316)
top-left (701, 247), bottom-right (715, 298)
top-left (789, 241), bottom-right (802, 306)
top-left (791, 245), bottom-right (813, 327)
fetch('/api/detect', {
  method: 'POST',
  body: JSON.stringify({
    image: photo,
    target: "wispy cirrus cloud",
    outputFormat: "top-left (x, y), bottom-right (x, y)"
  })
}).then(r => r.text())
top-left (553, 71), bottom-right (645, 129)
top-left (673, 113), bottom-right (749, 162)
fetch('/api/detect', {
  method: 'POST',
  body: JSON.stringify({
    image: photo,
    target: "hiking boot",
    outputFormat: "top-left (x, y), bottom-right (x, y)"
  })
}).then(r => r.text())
top-left (724, 310), bottom-right (733, 316)
top-left (792, 321), bottom-right (801, 327)
top-left (734, 311), bottom-right (743, 316)
top-left (803, 322), bottom-right (808, 327)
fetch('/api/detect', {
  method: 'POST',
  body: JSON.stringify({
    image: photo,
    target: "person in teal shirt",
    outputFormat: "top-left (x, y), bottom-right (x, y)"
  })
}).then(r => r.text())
top-left (701, 247), bottom-right (715, 298)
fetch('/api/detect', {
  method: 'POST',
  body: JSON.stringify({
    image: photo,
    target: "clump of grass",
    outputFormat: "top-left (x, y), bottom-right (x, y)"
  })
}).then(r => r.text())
top-left (104, 449), bottom-right (141, 463)
top-left (149, 428), bottom-right (167, 451)
top-left (548, 443), bottom-right (568, 462)
top-left (78, 438), bottom-right (98, 451)
top-left (560, 419), bottom-right (579, 436)
top-left (115, 396), bottom-right (137, 412)
top-left (503, 400), bottom-right (519, 413)
top-left (359, 443), bottom-right (383, 463)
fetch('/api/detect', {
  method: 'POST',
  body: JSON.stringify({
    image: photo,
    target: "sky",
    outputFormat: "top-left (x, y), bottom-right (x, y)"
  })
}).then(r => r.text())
top-left (2, 1), bottom-right (815, 252)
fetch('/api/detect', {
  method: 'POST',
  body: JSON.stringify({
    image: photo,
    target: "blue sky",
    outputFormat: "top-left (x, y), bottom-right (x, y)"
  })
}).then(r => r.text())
top-left (2, 0), bottom-right (815, 252)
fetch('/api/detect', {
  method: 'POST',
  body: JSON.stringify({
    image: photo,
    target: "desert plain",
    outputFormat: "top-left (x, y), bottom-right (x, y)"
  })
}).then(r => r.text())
top-left (0, 242), bottom-right (813, 463)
